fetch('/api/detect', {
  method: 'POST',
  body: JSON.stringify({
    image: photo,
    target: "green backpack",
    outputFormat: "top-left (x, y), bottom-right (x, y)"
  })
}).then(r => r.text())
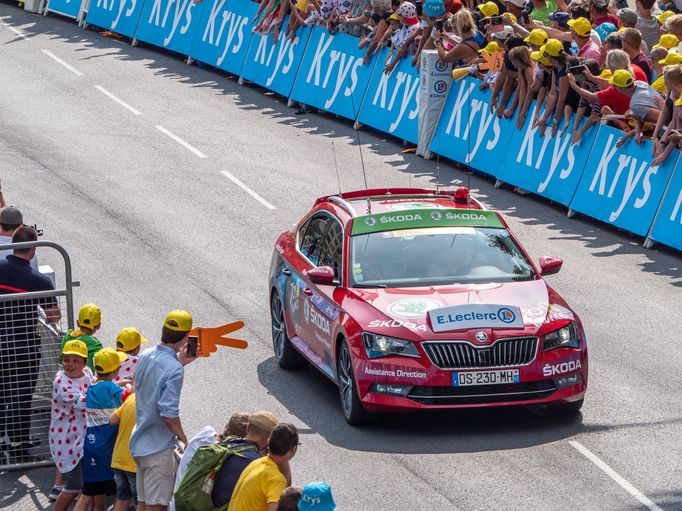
top-left (174, 440), bottom-right (258, 511)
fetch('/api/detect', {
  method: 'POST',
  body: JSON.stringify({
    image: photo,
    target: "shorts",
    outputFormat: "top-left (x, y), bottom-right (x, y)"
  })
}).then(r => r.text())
top-left (60, 460), bottom-right (83, 494)
top-left (82, 479), bottom-right (117, 496)
top-left (134, 448), bottom-right (176, 506)
top-left (114, 469), bottom-right (138, 503)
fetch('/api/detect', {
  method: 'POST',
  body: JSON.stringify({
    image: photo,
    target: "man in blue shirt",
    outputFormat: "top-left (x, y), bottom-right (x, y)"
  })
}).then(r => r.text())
top-left (130, 310), bottom-right (197, 511)
top-left (0, 226), bottom-right (60, 462)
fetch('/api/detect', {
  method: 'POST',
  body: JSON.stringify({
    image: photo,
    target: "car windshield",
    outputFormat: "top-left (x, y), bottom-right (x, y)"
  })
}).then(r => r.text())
top-left (350, 226), bottom-right (536, 287)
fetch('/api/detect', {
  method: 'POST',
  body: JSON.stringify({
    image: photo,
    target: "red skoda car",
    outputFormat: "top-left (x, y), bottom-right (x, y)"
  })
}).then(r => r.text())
top-left (269, 188), bottom-right (587, 425)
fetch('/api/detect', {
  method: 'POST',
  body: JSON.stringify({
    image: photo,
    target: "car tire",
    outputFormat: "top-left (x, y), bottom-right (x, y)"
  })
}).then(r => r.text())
top-left (548, 398), bottom-right (584, 414)
top-left (271, 291), bottom-right (306, 370)
top-left (337, 340), bottom-right (368, 426)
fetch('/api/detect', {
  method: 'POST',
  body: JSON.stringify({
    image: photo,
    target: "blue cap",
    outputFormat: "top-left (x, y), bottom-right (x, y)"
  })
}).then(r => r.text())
top-left (297, 482), bottom-right (336, 511)
top-left (595, 22), bottom-right (617, 40)
top-left (423, 0), bottom-right (446, 17)
top-left (548, 10), bottom-right (570, 27)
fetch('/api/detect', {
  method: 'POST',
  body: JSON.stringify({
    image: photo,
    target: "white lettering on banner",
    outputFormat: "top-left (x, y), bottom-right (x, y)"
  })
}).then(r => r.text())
top-left (199, 1), bottom-right (247, 66)
top-left (253, 36), bottom-right (299, 86)
top-left (147, 0), bottom-right (194, 45)
top-left (589, 134), bottom-right (619, 195)
top-left (368, 319), bottom-right (428, 332)
top-left (308, 308), bottom-right (331, 335)
top-left (363, 367), bottom-right (427, 379)
top-left (670, 188), bottom-right (682, 223)
top-left (306, 32), bottom-right (335, 86)
top-left (543, 359), bottom-right (582, 377)
top-left (445, 81), bottom-right (475, 137)
top-left (202, 0), bottom-right (225, 44)
top-left (95, 0), bottom-right (136, 29)
top-left (370, 71), bottom-right (419, 133)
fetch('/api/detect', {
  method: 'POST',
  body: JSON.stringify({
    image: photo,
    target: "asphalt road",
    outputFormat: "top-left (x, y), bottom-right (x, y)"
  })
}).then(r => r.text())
top-left (0, 3), bottom-right (681, 510)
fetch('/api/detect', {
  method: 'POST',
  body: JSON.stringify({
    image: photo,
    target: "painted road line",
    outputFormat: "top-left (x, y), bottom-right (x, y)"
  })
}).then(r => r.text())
top-left (41, 49), bottom-right (84, 76)
top-left (221, 171), bottom-right (277, 210)
top-left (155, 125), bottom-right (207, 159)
top-left (568, 441), bottom-right (663, 511)
top-left (0, 21), bottom-right (30, 40)
top-left (95, 85), bottom-right (142, 115)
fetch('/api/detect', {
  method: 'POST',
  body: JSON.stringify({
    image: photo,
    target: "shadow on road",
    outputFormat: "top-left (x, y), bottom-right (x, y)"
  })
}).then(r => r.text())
top-left (257, 357), bottom-right (585, 454)
top-left (0, 466), bottom-right (52, 510)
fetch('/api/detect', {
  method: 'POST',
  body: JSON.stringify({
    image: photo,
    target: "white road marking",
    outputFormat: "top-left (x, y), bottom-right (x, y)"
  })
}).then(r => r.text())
top-left (221, 171), bottom-right (277, 210)
top-left (95, 85), bottom-right (142, 115)
top-left (155, 125), bottom-right (207, 159)
top-left (1, 21), bottom-right (30, 40)
top-left (40, 49), bottom-right (83, 76)
top-left (569, 441), bottom-right (663, 511)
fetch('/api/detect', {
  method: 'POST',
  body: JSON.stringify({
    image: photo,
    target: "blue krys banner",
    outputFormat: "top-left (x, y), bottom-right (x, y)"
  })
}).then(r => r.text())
top-left (648, 161), bottom-right (682, 251)
top-left (85, 0), bottom-right (144, 39)
top-left (189, 0), bottom-right (257, 76)
top-left (429, 77), bottom-right (515, 174)
top-left (46, 0), bottom-right (82, 18)
top-left (494, 102), bottom-right (597, 206)
top-left (240, 21), bottom-right (311, 98)
top-left (290, 28), bottom-right (375, 120)
top-left (134, 0), bottom-right (207, 56)
top-left (357, 48), bottom-right (419, 144)
top-left (569, 124), bottom-right (677, 237)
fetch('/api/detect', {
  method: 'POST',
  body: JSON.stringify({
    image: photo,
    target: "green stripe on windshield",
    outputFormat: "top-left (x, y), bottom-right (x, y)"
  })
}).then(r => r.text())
top-left (351, 209), bottom-right (504, 235)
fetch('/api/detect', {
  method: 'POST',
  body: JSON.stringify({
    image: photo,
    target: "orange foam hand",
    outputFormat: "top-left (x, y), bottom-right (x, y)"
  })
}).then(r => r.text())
top-left (189, 321), bottom-right (248, 357)
top-left (478, 51), bottom-right (503, 72)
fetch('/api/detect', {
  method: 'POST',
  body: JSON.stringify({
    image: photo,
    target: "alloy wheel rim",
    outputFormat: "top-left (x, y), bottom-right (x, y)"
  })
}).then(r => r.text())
top-left (339, 345), bottom-right (353, 415)
top-left (271, 295), bottom-right (285, 359)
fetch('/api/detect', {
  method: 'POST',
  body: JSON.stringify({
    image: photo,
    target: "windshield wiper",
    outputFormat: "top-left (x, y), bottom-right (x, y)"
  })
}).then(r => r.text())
top-left (353, 283), bottom-right (388, 288)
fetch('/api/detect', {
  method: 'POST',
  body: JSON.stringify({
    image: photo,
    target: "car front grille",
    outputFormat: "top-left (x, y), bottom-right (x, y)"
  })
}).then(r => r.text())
top-left (423, 338), bottom-right (538, 369)
top-left (407, 380), bottom-right (556, 405)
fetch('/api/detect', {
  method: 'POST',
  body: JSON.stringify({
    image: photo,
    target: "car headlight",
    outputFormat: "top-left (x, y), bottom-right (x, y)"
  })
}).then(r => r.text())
top-left (362, 333), bottom-right (420, 359)
top-left (543, 322), bottom-right (580, 351)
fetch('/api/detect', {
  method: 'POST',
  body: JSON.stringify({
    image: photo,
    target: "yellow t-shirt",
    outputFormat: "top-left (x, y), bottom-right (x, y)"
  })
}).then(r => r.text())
top-left (111, 394), bottom-right (136, 473)
top-left (227, 456), bottom-right (287, 511)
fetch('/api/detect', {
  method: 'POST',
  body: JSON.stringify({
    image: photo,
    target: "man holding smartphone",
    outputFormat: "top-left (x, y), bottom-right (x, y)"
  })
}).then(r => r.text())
top-left (130, 310), bottom-right (198, 511)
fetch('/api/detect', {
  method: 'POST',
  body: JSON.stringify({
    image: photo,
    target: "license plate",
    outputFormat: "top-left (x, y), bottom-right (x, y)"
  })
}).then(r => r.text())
top-left (452, 369), bottom-right (520, 386)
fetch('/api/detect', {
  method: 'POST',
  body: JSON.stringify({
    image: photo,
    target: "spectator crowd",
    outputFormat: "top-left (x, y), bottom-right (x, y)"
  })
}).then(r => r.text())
top-left (0, 203), bottom-right (336, 511)
top-left (254, 0), bottom-right (682, 162)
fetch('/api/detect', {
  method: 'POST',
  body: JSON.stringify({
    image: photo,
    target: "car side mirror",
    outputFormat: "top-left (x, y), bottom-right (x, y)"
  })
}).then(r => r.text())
top-left (306, 266), bottom-right (337, 285)
top-left (539, 256), bottom-right (563, 276)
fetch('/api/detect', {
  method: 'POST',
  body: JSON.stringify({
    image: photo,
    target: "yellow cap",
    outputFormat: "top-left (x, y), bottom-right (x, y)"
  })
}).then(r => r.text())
top-left (164, 309), bottom-right (193, 332)
top-left (477, 1), bottom-right (499, 17)
top-left (507, 13), bottom-right (517, 24)
top-left (294, 0), bottom-right (308, 11)
top-left (652, 75), bottom-right (667, 94)
top-left (609, 69), bottom-right (634, 88)
top-left (524, 28), bottom-right (548, 47)
top-left (653, 34), bottom-right (679, 50)
top-left (479, 41), bottom-right (501, 54)
top-left (389, 11), bottom-right (399, 20)
top-left (659, 51), bottom-right (682, 65)
top-left (94, 347), bottom-right (127, 374)
top-left (567, 17), bottom-right (592, 38)
top-left (543, 38), bottom-right (564, 58)
top-left (657, 10), bottom-right (675, 25)
top-left (62, 339), bottom-right (88, 359)
top-left (599, 69), bottom-right (613, 79)
top-left (116, 327), bottom-right (148, 352)
top-left (531, 49), bottom-right (551, 66)
top-left (77, 303), bottom-right (102, 331)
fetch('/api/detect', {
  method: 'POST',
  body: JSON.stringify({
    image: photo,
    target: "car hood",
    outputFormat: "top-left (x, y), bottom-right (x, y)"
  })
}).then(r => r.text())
top-left (345, 280), bottom-right (574, 337)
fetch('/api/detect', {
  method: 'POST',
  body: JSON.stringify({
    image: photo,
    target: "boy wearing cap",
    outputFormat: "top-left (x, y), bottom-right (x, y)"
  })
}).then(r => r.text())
top-left (114, 327), bottom-right (148, 383)
top-left (0, 205), bottom-right (39, 270)
top-left (297, 482), bottom-right (336, 511)
top-left (130, 309), bottom-right (198, 511)
top-left (77, 347), bottom-right (128, 511)
top-left (568, 17), bottom-right (603, 64)
top-left (60, 303), bottom-right (103, 371)
top-left (50, 340), bottom-right (93, 511)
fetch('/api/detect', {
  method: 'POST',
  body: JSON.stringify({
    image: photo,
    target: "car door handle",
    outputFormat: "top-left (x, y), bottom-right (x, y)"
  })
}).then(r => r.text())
top-left (303, 288), bottom-right (313, 296)
top-left (281, 268), bottom-right (291, 276)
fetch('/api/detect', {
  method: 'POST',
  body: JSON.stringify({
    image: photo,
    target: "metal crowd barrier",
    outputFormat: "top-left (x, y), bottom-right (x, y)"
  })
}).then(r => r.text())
top-left (0, 240), bottom-right (75, 472)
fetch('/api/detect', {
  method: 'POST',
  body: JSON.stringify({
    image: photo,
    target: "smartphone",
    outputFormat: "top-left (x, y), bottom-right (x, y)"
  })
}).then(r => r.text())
top-left (416, 0), bottom-right (423, 16)
top-left (569, 64), bottom-right (587, 75)
top-left (522, 9), bottom-right (530, 24)
top-left (491, 15), bottom-right (502, 24)
top-left (435, 19), bottom-right (444, 31)
top-left (187, 335), bottom-right (199, 358)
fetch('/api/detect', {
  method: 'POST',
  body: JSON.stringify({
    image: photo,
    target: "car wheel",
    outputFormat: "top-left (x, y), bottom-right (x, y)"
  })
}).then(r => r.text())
top-left (271, 292), bottom-right (306, 370)
top-left (337, 340), bottom-right (368, 425)
top-left (548, 398), bottom-right (584, 414)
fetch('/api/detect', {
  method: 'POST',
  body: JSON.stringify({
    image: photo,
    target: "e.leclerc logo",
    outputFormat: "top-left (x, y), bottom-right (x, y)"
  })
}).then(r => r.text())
top-left (435, 60), bottom-right (448, 72)
top-left (434, 80), bottom-right (447, 94)
top-left (497, 307), bottom-right (516, 323)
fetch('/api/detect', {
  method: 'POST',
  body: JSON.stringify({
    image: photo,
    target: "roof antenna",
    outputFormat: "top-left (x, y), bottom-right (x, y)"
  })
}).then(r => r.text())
top-left (332, 141), bottom-right (342, 195)
top-left (347, 74), bottom-right (369, 190)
